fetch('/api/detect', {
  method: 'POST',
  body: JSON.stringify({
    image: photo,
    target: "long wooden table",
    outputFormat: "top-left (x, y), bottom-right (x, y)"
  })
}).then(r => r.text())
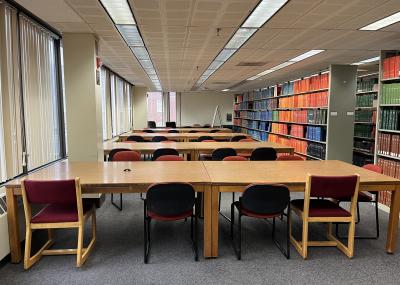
top-left (133, 127), bottom-right (232, 133)
top-left (202, 160), bottom-right (400, 257)
top-left (103, 141), bottom-right (294, 160)
top-left (5, 161), bottom-right (213, 263)
top-left (119, 132), bottom-right (250, 142)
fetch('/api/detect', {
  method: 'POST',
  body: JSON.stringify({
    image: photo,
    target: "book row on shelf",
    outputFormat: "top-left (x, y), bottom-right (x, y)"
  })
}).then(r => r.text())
top-left (353, 153), bottom-right (374, 167)
top-left (254, 87), bottom-right (274, 100)
top-left (377, 133), bottom-right (400, 158)
top-left (380, 108), bottom-right (400, 131)
top-left (382, 54), bottom-right (400, 80)
top-left (236, 109), bottom-right (327, 125)
top-left (355, 110), bottom-right (376, 123)
top-left (357, 78), bottom-right (378, 92)
top-left (279, 73), bottom-right (330, 95)
top-left (278, 91), bottom-right (328, 108)
top-left (356, 93), bottom-right (375, 107)
top-left (254, 99), bottom-right (278, 110)
top-left (381, 83), bottom-right (400, 104)
top-left (354, 140), bottom-right (374, 154)
top-left (376, 157), bottom-right (400, 206)
top-left (270, 123), bottom-right (326, 142)
top-left (354, 124), bottom-right (375, 138)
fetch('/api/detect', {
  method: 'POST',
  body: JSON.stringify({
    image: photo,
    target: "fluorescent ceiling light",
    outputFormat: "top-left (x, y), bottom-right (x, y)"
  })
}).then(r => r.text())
top-left (225, 28), bottom-right (257, 49)
top-left (208, 60), bottom-right (224, 70)
top-left (131, 47), bottom-right (150, 60)
top-left (352, 56), bottom-right (380, 65)
top-left (222, 89), bottom-right (230, 92)
top-left (271, 61), bottom-right (295, 70)
top-left (359, 12), bottom-right (400, 31)
top-left (242, 0), bottom-right (288, 28)
top-left (215, 49), bottom-right (236, 61)
top-left (289, 50), bottom-right (325, 62)
top-left (116, 25), bottom-right (143, 46)
top-left (100, 0), bottom-right (135, 25)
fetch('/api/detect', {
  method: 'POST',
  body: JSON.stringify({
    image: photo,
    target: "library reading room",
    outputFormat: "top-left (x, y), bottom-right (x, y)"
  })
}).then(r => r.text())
top-left (1, 0), bottom-right (400, 284)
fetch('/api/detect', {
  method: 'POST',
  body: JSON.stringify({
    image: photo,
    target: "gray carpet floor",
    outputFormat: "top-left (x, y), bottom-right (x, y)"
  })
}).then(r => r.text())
top-left (1, 193), bottom-right (400, 285)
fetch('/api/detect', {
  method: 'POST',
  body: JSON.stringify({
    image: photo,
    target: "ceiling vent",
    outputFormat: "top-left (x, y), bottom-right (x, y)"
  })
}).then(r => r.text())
top-left (236, 61), bottom-right (267, 67)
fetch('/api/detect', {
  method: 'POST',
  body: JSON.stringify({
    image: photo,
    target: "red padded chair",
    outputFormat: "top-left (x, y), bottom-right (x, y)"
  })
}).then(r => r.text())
top-left (222, 156), bottom-right (247, 161)
top-left (144, 183), bottom-right (198, 263)
top-left (335, 164), bottom-right (382, 239)
top-left (290, 174), bottom-right (360, 259)
top-left (155, 155), bottom-right (185, 161)
top-left (277, 155), bottom-right (304, 161)
top-left (21, 178), bottom-right (96, 269)
top-left (112, 150), bottom-right (141, 161)
top-left (237, 138), bottom-right (255, 158)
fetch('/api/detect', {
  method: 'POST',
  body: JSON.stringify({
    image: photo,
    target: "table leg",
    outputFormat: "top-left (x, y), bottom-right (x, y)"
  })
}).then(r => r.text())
top-left (6, 188), bottom-right (22, 263)
top-left (386, 186), bottom-right (400, 253)
top-left (211, 185), bottom-right (219, 257)
top-left (203, 185), bottom-right (212, 258)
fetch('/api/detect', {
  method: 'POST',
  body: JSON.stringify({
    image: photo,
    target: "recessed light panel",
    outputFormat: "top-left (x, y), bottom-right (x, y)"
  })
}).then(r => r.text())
top-left (352, 56), bottom-right (380, 65)
top-left (242, 0), bottom-right (288, 28)
top-left (225, 28), bottom-right (257, 49)
top-left (215, 49), bottom-right (237, 61)
top-left (360, 12), bottom-right (400, 31)
top-left (100, 0), bottom-right (135, 25)
top-left (116, 25), bottom-right (143, 46)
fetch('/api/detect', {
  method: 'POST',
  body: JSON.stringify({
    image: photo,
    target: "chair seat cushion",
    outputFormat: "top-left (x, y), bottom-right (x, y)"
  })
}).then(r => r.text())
top-left (237, 152), bottom-right (251, 158)
top-left (337, 192), bottom-right (373, 202)
top-left (31, 203), bottom-right (92, 223)
top-left (148, 210), bottom-right (192, 221)
top-left (291, 199), bottom-right (351, 217)
top-left (234, 201), bottom-right (282, 219)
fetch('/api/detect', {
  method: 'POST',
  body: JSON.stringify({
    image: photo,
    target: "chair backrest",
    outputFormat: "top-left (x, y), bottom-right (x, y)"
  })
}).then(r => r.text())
top-left (209, 129), bottom-right (220, 133)
top-left (165, 121), bottom-right (176, 128)
top-left (147, 121), bottom-right (156, 128)
top-left (151, 136), bottom-right (168, 142)
top-left (212, 148), bottom-right (237, 161)
top-left (168, 130), bottom-right (179, 133)
top-left (188, 130), bottom-right (199, 133)
top-left (152, 148), bottom-right (179, 160)
top-left (161, 140), bottom-right (175, 143)
top-left (250, 147), bottom-right (277, 161)
top-left (126, 135), bottom-right (145, 142)
top-left (108, 148), bottom-right (131, 161)
top-left (146, 183), bottom-right (195, 216)
top-left (277, 154), bottom-right (304, 161)
top-left (22, 179), bottom-right (78, 205)
top-left (222, 156), bottom-right (247, 161)
top-left (192, 124), bottom-right (201, 127)
top-left (198, 136), bottom-right (214, 142)
top-left (239, 138), bottom-right (254, 142)
top-left (363, 164), bottom-right (382, 174)
top-left (203, 124), bottom-right (211, 128)
top-left (202, 140), bottom-right (216, 142)
top-left (112, 150), bottom-right (141, 161)
top-left (142, 129), bottom-right (154, 133)
top-left (230, 135), bottom-right (247, 142)
top-left (155, 155), bottom-right (184, 161)
top-left (308, 175), bottom-right (359, 199)
top-left (241, 184), bottom-right (290, 214)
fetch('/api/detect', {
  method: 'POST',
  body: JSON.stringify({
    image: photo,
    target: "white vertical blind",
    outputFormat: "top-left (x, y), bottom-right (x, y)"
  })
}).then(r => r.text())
top-left (19, 15), bottom-right (62, 170)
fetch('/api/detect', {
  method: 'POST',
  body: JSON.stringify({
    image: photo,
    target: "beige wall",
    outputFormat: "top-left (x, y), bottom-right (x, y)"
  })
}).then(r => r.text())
top-left (132, 86), bottom-right (148, 129)
top-left (179, 91), bottom-right (234, 126)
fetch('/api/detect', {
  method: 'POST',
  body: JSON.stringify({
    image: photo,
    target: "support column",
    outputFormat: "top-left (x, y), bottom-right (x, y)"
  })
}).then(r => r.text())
top-left (132, 86), bottom-right (148, 129)
top-left (63, 33), bottom-right (103, 161)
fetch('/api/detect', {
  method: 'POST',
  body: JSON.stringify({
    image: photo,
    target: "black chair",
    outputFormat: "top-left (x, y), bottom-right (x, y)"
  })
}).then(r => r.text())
top-left (231, 184), bottom-right (290, 259)
top-left (144, 183), bottom-right (198, 263)
top-left (151, 136), bottom-right (168, 142)
top-left (230, 135), bottom-right (247, 142)
top-left (250, 147), bottom-right (277, 161)
top-left (127, 135), bottom-right (145, 142)
top-left (209, 129), bottom-right (220, 133)
top-left (188, 130), bottom-right (199, 133)
top-left (212, 148), bottom-right (237, 161)
top-left (148, 121), bottom-right (156, 128)
top-left (197, 136), bottom-right (214, 142)
top-left (166, 121), bottom-right (176, 128)
top-left (142, 130), bottom-right (154, 133)
top-left (203, 124), bottom-right (211, 128)
top-left (152, 148), bottom-right (179, 161)
top-left (168, 130), bottom-right (179, 133)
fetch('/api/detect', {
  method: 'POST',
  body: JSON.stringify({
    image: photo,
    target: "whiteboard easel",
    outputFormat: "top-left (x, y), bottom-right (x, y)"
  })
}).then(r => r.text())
top-left (211, 105), bottom-right (223, 127)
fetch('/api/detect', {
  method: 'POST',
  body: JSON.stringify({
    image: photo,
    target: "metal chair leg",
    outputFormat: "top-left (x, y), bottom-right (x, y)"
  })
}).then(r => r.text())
top-left (230, 202), bottom-right (235, 238)
top-left (111, 193), bottom-right (123, 211)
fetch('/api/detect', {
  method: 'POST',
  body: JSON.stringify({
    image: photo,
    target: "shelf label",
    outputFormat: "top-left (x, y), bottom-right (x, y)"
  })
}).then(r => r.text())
top-left (330, 112), bottom-right (338, 116)
top-left (347, 111), bottom-right (354, 116)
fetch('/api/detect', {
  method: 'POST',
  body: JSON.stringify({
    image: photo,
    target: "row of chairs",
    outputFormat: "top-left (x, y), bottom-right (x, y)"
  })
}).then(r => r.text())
top-left (147, 121), bottom-right (214, 129)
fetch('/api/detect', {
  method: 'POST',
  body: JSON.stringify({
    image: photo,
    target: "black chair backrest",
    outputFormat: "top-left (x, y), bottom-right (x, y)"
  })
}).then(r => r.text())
top-left (146, 183), bottom-right (195, 216)
top-left (209, 129), bottom-right (220, 133)
top-left (152, 148), bottom-right (179, 160)
top-left (250, 147), bottom-right (277, 161)
top-left (148, 121), bottom-right (156, 128)
top-left (230, 135), bottom-right (247, 142)
top-left (166, 121), bottom-right (176, 128)
top-left (126, 135), bottom-right (145, 142)
top-left (212, 148), bottom-right (237, 161)
top-left (108, 148), bottom-right (130, 161)
top-left (198, 136), bottom-right (214, 142)
top-left (203, 124), bottom-right (211, 128)
top-left (241, 184), bottom-right (290, 214)
top-left (142, 129), bottom-right (154, 133)
top-left (168, 130), bottom-right (179, 133)
top-left (188, 130), bottom-right (198, 133)
top-left (152, 136), bottom-right (168, 142)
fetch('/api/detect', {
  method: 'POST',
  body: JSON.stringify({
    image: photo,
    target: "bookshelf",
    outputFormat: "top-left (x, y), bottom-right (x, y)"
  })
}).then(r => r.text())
top-left (376, 50), bottom-right (400, 207)
top-left (353, 74), bottom-right (378, 167)
top-left (233, 65), bottom-right (357, 161)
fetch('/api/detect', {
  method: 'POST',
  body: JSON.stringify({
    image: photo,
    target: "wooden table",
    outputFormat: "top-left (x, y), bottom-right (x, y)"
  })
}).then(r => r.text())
top-left (5, 161), bottom-right (213, 263)
top-left (132, 127), bottom-right (232, 133)
top-left (202, 160), bottom-right (400, 257)
top-left (103, 141), bottom-right (294, 160)
top-left (119, 132), bottom-right (250, 142)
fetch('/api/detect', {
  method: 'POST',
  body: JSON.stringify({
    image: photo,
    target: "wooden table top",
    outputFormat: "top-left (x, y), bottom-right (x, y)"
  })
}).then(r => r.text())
top-left (5, 161), bottom-right (211, 188)
top-left (119, 132), bottom-right (249, 140)
top-left (103, 141), bottom-right (293, 154)
top-left (133, 127), bottom-right (232, 133)
top-left (203, 160), bottom-right (400, 187)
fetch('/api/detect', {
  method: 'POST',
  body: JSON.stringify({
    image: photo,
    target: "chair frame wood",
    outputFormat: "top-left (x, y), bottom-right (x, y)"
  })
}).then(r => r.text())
top-left (21, 178), bottom-right (96, 269)
top-left (290, 174), bottom-right (360, 259)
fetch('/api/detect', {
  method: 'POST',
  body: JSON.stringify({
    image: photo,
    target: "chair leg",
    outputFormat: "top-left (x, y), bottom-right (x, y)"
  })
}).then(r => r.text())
top-left (301, 218), bottom-right (309, 259)
top-left (111, 193), bottom-right (123, 211)
top-left (237, 213), bottom-right (242, 260)
top-left (218, 192), bottom-right (222, 211)
top-left (77, 224), bottom-right (84, 267)
top-left (194, 214), bottom-right (199, 261)
top-left (24, 226), bottom-right (33, 270)
top-left (375, 199), bottom-right (380, 239)
top-left (230, 203), bottom-right (235, 238)
top-left (356, 202), bottom-right (360, 224)
top-left (271, 210), bottom-right (290, 259)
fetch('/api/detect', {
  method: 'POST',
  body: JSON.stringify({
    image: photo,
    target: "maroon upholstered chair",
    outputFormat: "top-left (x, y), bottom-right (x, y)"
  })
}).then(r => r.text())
top-left (336, 164), bottom-right (382, 239)
top-left (144, 183), bottom-right (198, 263)
top-left (21, 178), bottom-right (96, 269)
top-left (155, 155), bottom-right (185, 161)
top-left (237, 138), bottom-right (255, 158)
top-left (290, 174), bottom-right (360, 259)
top-left (277, 155), bottom-right (304, 161)
top-left (222, 156), bottom-right (247, 161)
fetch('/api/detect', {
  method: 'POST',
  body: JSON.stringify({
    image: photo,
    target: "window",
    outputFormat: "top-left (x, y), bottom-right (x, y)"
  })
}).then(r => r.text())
top-left (147, 92), bottom-right (163, 126)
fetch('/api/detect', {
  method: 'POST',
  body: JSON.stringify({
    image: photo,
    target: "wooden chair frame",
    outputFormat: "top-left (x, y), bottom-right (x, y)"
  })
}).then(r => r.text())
top-left (21, 178), bottom-right (96, 269)
top-left (290, 174), bottom-right (360, 259)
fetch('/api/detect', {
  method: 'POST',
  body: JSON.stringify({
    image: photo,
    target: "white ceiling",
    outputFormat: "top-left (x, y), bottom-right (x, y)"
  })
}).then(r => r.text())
top-left (15, 0), bottom-right (400, 92)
